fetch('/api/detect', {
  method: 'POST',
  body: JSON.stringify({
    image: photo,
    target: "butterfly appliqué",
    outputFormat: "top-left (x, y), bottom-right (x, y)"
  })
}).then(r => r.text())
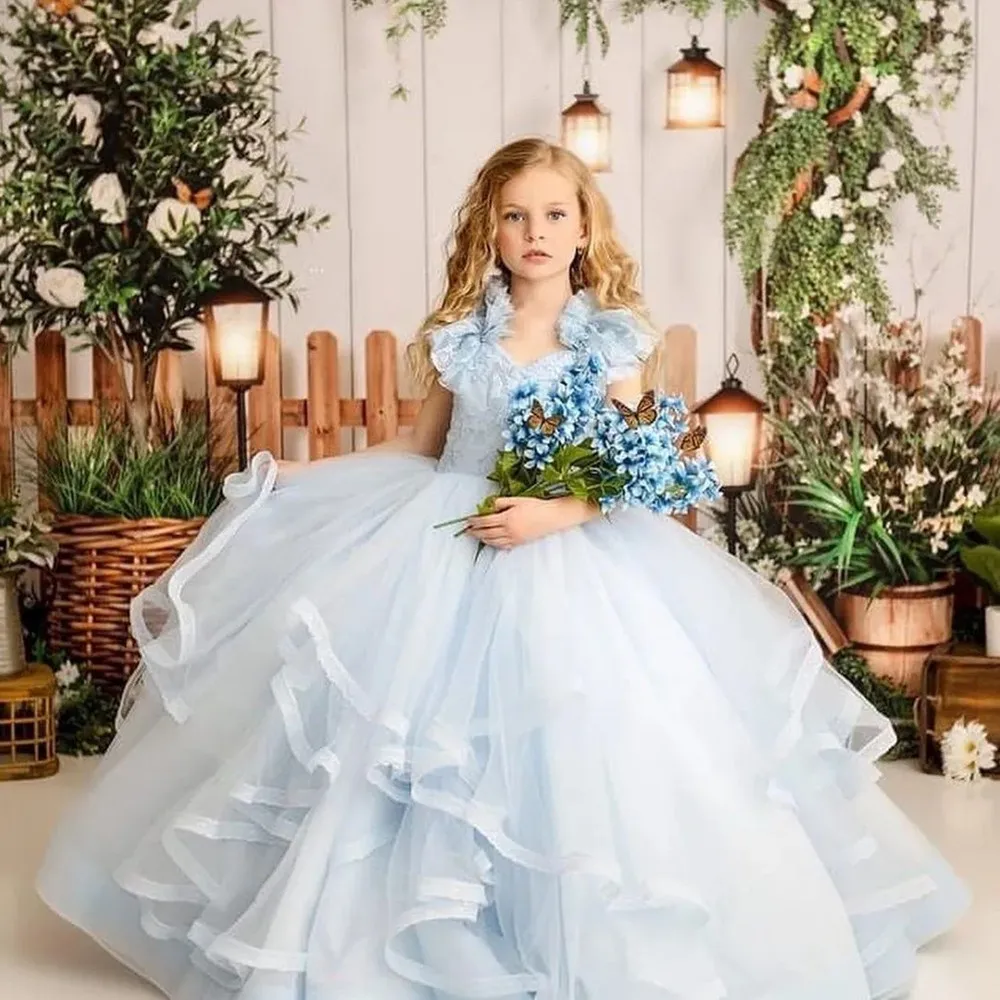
top-left (611, 390), bottom-right (707, 454)
top-left (526, 400), bottom-right (564, 436)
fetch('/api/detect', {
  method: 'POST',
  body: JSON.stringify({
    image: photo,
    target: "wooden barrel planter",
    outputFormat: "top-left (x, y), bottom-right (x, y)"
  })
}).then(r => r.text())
top-left (834, 578), bottom-right (955, 695)
top-left (44, 515), bottom-right (205, 691)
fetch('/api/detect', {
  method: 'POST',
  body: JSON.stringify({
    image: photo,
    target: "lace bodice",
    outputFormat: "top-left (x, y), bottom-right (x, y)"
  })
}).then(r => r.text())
top-left (431, 278), bottom-right (655, 476)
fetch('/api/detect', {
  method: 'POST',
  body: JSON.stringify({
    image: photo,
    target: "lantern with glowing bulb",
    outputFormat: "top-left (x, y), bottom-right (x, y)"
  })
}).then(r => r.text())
top-left (203, 276), bottom-right (271, 471)
top-left (692, 354), bottom-right (765, 555)
top-left (666, 28), bottom-right (725, 130)
top-left (561, 80), bottom-right (611, 173)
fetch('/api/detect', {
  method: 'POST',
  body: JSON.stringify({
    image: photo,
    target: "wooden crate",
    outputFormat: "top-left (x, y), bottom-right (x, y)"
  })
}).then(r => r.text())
top-left (917, 642), bottom-right (1000, 776)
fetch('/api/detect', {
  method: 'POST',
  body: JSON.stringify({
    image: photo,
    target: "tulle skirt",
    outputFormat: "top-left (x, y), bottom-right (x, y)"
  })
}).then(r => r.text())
top-left (35, 449), bottom-right (970, 999)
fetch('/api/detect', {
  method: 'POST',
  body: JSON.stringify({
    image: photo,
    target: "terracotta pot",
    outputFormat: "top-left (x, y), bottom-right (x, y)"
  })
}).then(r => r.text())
top-left (834, 578), bottom-right (954, 695)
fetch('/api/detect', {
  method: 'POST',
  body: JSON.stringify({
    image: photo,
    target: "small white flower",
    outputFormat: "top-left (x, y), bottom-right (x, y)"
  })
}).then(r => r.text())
top-left (146, 197), bottom-right (202, 255)
top-left (940, 76), bottom-right (960, 100)
top-left (940, 33), bottom-right (964, 59)
top-left (784, 65), bottom-right (805, 90)
top-left (864, 494), bottom-right (882, 516)
top-left (852, 110), bottom-right (864, 127)
top-left (69, 4), bottom-right (97, 25)
top-left (916, 0), bottom-right (936, 23)
top-left (35, 266), bottom-right (86, 308)
top-left (859, 191), bottom-right (881, 209)
top-left (941, 3), bottom-right (966, 34)
top-left (137, 23), bottom-right (189, 53)
top-left (786, 0), bottom-right (814, 20)
top-left (839, 274), bottom-right (855, 290)
top-left (879, 14), bottom-right (897, 38)
top-left (88, 172), bottom-right (127, 224)
top-left (914, 53), bottom-right (937, 74)
top-left (867, 167), bottom-right (893, 190)
top-left (56, 660), bottom-right (81, 689)
top-left (841, 231), bottom-right (857, 245)
top-left (66, 93), bottom-right (102, 146)
top-left (811, 197), bottom-right (834, 220)
top-left (966, 484), bottom-right (988, 509)
top-left (874, 74), bottom-right (902, 102)
top-left (824, 174), bottom-right (843, 198)
top-left (881, 148), bottom-right (906, 173)
top-left (941, 718), bottom-right (997, 781)
top-left (888, 93), bottom-right (912, 117)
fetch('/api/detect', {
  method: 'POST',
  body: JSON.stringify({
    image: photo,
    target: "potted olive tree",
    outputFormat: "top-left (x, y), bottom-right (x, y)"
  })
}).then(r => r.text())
top-left (0, 0), bottom-right (327, 686)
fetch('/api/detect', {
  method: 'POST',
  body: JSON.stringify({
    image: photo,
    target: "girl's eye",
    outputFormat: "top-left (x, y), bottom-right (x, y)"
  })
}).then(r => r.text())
top-left (502, 211), bottom-right (523, 222)
top-left (548, 210), bottom-right (566, 221)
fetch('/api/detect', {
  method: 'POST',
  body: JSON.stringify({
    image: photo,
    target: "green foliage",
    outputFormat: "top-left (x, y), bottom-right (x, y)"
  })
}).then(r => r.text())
top-left (960, 506), bottom-right (1000, 599)
top-left (30, 408), bottom-right (227, 519)
top-left (830, 646), bottom-right (918, 760)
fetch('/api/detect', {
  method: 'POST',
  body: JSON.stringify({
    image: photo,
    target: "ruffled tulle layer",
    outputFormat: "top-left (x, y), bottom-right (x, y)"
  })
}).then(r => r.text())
top-left (36, 450), bottom-right (969, 999)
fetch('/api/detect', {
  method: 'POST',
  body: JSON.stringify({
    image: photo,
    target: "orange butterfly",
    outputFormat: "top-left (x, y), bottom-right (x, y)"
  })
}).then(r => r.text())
top-left (612, 390), bottom-right (657, 429)
top-left (37, 0), bottom-right (78, 14)
top-left (172, 176), bottom-right (214, 211)
top-left (526, 400), bottom-right (563, 436)
top-left (676, 424), bottom-right (707, 454)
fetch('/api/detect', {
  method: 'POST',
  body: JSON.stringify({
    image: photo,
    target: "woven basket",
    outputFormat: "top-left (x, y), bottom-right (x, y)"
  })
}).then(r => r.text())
top-left (45, 514), bottom-right (205, 690)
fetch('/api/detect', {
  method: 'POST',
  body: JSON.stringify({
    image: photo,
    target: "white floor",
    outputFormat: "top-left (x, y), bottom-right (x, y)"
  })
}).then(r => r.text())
top-left (2, 754), bottom-right (997, 999)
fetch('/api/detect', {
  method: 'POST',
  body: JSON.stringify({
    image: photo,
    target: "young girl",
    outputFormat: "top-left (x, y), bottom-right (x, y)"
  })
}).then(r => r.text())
top-left (37, 138), bottom-right (968, 1000)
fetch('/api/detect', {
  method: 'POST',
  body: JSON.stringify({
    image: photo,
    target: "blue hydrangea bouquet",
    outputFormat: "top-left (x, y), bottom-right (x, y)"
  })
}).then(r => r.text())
top-left (433, 353), bottom-right (721, 535)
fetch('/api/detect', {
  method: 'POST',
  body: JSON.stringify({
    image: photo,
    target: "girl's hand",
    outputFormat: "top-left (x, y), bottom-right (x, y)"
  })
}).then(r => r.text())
top-left (463, 496), bottom-right (598, 549)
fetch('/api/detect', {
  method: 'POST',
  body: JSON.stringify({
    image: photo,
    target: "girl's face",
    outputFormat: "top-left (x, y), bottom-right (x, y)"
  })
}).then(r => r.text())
top-left (495, 166), bottom-right (587, 286)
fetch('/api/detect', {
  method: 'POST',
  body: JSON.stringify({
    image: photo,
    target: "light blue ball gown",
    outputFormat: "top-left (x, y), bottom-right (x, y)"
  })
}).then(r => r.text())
top-left (36, 278), bottom-right (970, 1000)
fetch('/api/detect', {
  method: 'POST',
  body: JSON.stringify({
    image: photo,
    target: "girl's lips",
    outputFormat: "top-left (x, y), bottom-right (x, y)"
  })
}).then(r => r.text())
top-left (522, 252), bottom-right (551, 260)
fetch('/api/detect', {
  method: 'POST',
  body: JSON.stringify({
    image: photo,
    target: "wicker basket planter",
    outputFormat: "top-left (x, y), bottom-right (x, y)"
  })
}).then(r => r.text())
top-left (45, 514), bottom-right (204, 690)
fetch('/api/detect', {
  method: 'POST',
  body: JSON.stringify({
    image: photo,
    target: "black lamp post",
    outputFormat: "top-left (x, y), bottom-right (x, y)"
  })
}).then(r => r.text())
top-left (693, 353), bottom-right (765, 555)
top-left (203, 276), bottom-right (270, 471)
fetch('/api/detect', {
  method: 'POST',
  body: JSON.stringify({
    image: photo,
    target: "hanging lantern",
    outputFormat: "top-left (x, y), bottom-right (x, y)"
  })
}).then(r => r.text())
top-left (666, 29), bottom-right (724, 130)
top-left (561, 80), bottom-right (611, 172)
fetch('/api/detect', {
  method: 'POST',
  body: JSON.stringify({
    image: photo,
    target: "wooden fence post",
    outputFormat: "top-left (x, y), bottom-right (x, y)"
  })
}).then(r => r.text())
top-left (35, 330), bottom-right (68, 512)
top-left (365, 330), bottom-right (398, 446)
top-left (249, 330), bottom-right (282, 458)
top-left (307, 331), bottom-right (341, 458)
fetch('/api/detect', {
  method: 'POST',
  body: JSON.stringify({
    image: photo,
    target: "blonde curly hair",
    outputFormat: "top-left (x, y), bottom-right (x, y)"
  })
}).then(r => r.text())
top-left (406, 137), bottom-right (663, 394)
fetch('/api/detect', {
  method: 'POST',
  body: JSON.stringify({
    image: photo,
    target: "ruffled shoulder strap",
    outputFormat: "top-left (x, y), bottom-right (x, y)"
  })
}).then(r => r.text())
top-left (428, 277), bottom-right (512, 391)
top-left (558, 291), bottom-right (657, 382)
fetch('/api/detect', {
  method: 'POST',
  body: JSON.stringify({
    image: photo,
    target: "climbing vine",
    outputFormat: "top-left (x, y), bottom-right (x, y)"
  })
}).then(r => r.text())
top-left (359, 0), bottom-right (973, 399)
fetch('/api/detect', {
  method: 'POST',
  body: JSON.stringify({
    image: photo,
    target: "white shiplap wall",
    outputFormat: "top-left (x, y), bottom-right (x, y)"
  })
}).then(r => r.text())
top-left (5, 0), bottom-right (992, 460)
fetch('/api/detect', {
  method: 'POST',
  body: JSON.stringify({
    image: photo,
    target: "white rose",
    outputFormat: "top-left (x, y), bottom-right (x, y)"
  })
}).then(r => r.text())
top-left (841, 231), bottom-right (857, 245)
top-left (784, 65), bottom-right (805, 91)
top-left (70, 4), bottom-right (97, 26)
top-left (66, 93), bottom-right (102, 146)
top-left (823, 174), bottom-right (843, 197)
top-left (810, 197), bottom-right (834, 220)
top-left (940, 33), bottom-right (964, 58)
top-left (916, 0), bottom-right (936, 23)
top-left (137, 23), bottom-right (189, 52)
top-left (914, 52), bottom-right (937, 74)
top-left (867, 167), bottom-right (893, 190)
top-left (941, 3), bottom-right (966, 33)
top-left (874, 74), bottom-right (901, 102)
top-left (35, 266), bottom-right (86, 309)
top-left (88, 172), bottom-right (127, 224)
top-left (888, 93), bottom-right (912, 117)
top-left (879, 15), bottom-right (897, 38)
top-left (146, 198), bottom-right (202, 255)
top-left (881, 148), bottom-right (906, 173)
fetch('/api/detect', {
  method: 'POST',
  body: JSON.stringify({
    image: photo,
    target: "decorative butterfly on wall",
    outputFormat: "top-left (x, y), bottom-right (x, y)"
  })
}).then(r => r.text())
top-left (526, 400), bottom-right (563, 436)
top-left (172, 176), bottom-right (214, 211)
top-left (611, 390), bottom-right (707, 454)
top-left (37, 0), bottom-right (78, 15)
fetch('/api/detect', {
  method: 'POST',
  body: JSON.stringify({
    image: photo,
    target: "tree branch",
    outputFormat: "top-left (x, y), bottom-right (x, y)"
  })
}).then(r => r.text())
top-left (758, 0), bottom-right (787, 14)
